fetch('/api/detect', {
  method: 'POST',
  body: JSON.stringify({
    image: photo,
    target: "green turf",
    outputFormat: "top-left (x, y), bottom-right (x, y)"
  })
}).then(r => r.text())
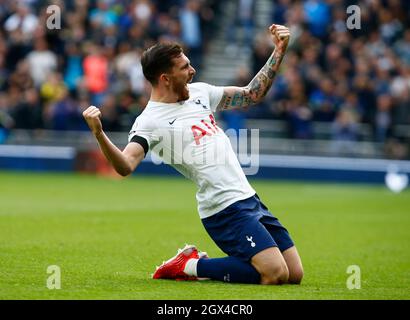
top-left (0, 171), bottom-right (409, 300)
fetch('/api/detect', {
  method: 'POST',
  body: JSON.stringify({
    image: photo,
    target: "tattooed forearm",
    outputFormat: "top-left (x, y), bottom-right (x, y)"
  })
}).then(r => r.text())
top-left (219, 48), bottom-right (286, 110)
top-left (247, 49), bottom-right (284, 103)
top-left (232, 91), bottom-right (245, 107)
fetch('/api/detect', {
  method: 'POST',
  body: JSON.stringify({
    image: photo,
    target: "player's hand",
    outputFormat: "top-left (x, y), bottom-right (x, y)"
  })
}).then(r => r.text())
top-left (269, 24), bottom-right (290, 51)
top-left (82, 105), bottom-right (103, 137)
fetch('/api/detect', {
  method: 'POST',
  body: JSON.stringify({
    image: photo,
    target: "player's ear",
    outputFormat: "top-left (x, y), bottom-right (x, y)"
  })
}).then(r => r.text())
top-left (159, 73), bottom-right (171, 86)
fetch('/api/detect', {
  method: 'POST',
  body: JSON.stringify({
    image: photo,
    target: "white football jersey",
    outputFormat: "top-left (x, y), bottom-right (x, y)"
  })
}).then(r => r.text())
top-left (128, 82), bottom-right (256, 219)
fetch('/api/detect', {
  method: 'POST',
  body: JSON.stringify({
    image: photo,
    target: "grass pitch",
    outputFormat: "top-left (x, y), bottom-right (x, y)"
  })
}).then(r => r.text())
top-left (0, 171), bottom-right (409, 300)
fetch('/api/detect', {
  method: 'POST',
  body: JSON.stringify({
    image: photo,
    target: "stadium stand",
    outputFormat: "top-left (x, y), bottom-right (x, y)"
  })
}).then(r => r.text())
top-left (0, 0), bottom-right (409, 176)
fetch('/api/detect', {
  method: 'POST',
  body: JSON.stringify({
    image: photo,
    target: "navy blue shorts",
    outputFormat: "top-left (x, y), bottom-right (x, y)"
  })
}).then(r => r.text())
top-left (201, 194), bottom-right (294, 262)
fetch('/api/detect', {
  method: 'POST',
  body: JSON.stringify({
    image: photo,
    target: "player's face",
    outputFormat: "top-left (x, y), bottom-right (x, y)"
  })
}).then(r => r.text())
top-left (169, 53), bottom-right (196, 101)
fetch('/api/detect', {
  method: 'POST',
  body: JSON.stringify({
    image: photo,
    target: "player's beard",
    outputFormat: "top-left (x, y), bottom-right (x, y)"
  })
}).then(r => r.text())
top-left (172, 77), bottom-right (191, 102)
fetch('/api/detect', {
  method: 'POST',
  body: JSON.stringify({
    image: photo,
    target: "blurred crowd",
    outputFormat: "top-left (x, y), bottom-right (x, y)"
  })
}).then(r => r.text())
top-left (0, 0), bottom-right (219, 139)
top-left (226, 0), bottom-right (409, 158)
top-left (0, 0), bottom-right (409, 159)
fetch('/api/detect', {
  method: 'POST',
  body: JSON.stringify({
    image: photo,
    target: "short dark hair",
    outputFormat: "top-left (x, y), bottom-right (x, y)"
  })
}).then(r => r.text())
top-left (141, 42), bottom-right (183, 85)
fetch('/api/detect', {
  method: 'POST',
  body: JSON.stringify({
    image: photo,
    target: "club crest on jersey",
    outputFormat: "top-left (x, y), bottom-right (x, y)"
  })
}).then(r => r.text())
top-left (246, 236), bottom-right (256, 247)
top-left (194, 98), bottom-right (208, 109)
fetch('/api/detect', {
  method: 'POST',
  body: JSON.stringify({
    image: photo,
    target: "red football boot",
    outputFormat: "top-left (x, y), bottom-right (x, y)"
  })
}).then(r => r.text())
top-left (153, 244), bottom-right (199, 280)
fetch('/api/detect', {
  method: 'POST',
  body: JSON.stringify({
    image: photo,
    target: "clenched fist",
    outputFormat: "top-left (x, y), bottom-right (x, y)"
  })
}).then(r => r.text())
top-left (83, 105), bottom-right (103, 137)
top-left (269, 24), bottom-right (290, 51)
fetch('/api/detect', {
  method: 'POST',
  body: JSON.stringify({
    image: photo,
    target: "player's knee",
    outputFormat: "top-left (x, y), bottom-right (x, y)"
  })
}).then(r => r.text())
top-left (260, 263), bottom-right (289, 285)
top-left (288, 266), bottom-right (304, 284)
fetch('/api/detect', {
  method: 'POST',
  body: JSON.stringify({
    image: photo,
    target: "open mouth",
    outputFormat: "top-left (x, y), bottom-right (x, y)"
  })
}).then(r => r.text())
top-left (184, 79), bottom-right (191, 91)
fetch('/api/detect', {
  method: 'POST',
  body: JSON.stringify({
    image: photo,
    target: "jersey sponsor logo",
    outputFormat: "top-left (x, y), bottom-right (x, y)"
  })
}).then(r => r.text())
top-left (191, 114), bottom-right (219, 145)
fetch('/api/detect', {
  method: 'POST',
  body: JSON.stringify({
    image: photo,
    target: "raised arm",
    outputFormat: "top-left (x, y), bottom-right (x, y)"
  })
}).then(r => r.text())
top-left (82, 106), bottom-right (145, 177)
top-left (217, 24), bottom-right (290, 111)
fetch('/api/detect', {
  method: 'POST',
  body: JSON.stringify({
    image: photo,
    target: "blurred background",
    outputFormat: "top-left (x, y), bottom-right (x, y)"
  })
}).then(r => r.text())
top-left (1, 0), bottom-right (409, 301)
top-left (0, 0), bottom-right (409, 185)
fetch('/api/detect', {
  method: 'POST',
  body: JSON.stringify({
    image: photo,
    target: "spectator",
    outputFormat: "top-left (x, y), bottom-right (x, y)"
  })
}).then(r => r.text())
top-left (375, 94), bottom-right (394, 142)
top-left (10, 88), bottom-right (43, 129)
top-left (309, 77), bottom-right (338, 122)
top-left (228, 0), bottom-right (255, 50)
top-left (272, 0), bottom-right (291, 26)
top-left (40, 72), bottom-right (67, 104)
top-left (8, 59), bottom-right (34, 92)
top-left (83, 43), bottom-right (109, 106)
top-left (331, 108), bottom-right (360, 156)
top-left (0, 38), bottom-right (8, 90)
top-left (238, 0), bottom-right (255, 38)
top-left (391, 65), bottom-right (410, 125)
top-left (4, 2), bottom-right (38, 43)
top-left (89, 0), bottom-right (118, 29)
top-left (393, 29), bottom-right (410, 66)
top-left (352, 74), bottom-right (377, 124)
top-left (339, 92), bottom-right (363, 122)
top-left (378, 8), bottom-right (403, 45)
top-left (25, 37), bottom-right (58, 88)
top-left (0, 93), bottom-right (15, 142)
top-left (45, 88), bottom-right (86, 131)
top-left (63, 41), bottom-right (84, 94)
top-left (303, 0), bottom-right (331, 40)
top-left (179, 0), bottom-right (203, 69)
top-left (114, 42), bottom-right (144, 95)
top-left (133, 0), bottom-right (154, 25)
top-left (287, 95), bottom-right (313, 140)
top-left (252, 31), bottom-right (273, 76)
top-left (100, 94), bottom-right (122, 132)
top-left (128, 54), bottom-right (145, 96)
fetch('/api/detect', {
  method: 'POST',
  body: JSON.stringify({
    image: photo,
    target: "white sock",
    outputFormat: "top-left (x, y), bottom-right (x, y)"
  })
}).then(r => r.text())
top-left (184, 258), bottom-right (198, 277)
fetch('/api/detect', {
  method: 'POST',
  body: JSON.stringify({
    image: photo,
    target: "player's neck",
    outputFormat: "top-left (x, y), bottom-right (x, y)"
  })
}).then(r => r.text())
top-left (150, 87), bottom-right (180, 104)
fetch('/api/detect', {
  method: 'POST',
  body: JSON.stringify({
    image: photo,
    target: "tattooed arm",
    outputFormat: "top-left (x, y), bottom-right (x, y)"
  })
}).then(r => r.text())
top-left (217, 24), bottom-right (290, 111)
